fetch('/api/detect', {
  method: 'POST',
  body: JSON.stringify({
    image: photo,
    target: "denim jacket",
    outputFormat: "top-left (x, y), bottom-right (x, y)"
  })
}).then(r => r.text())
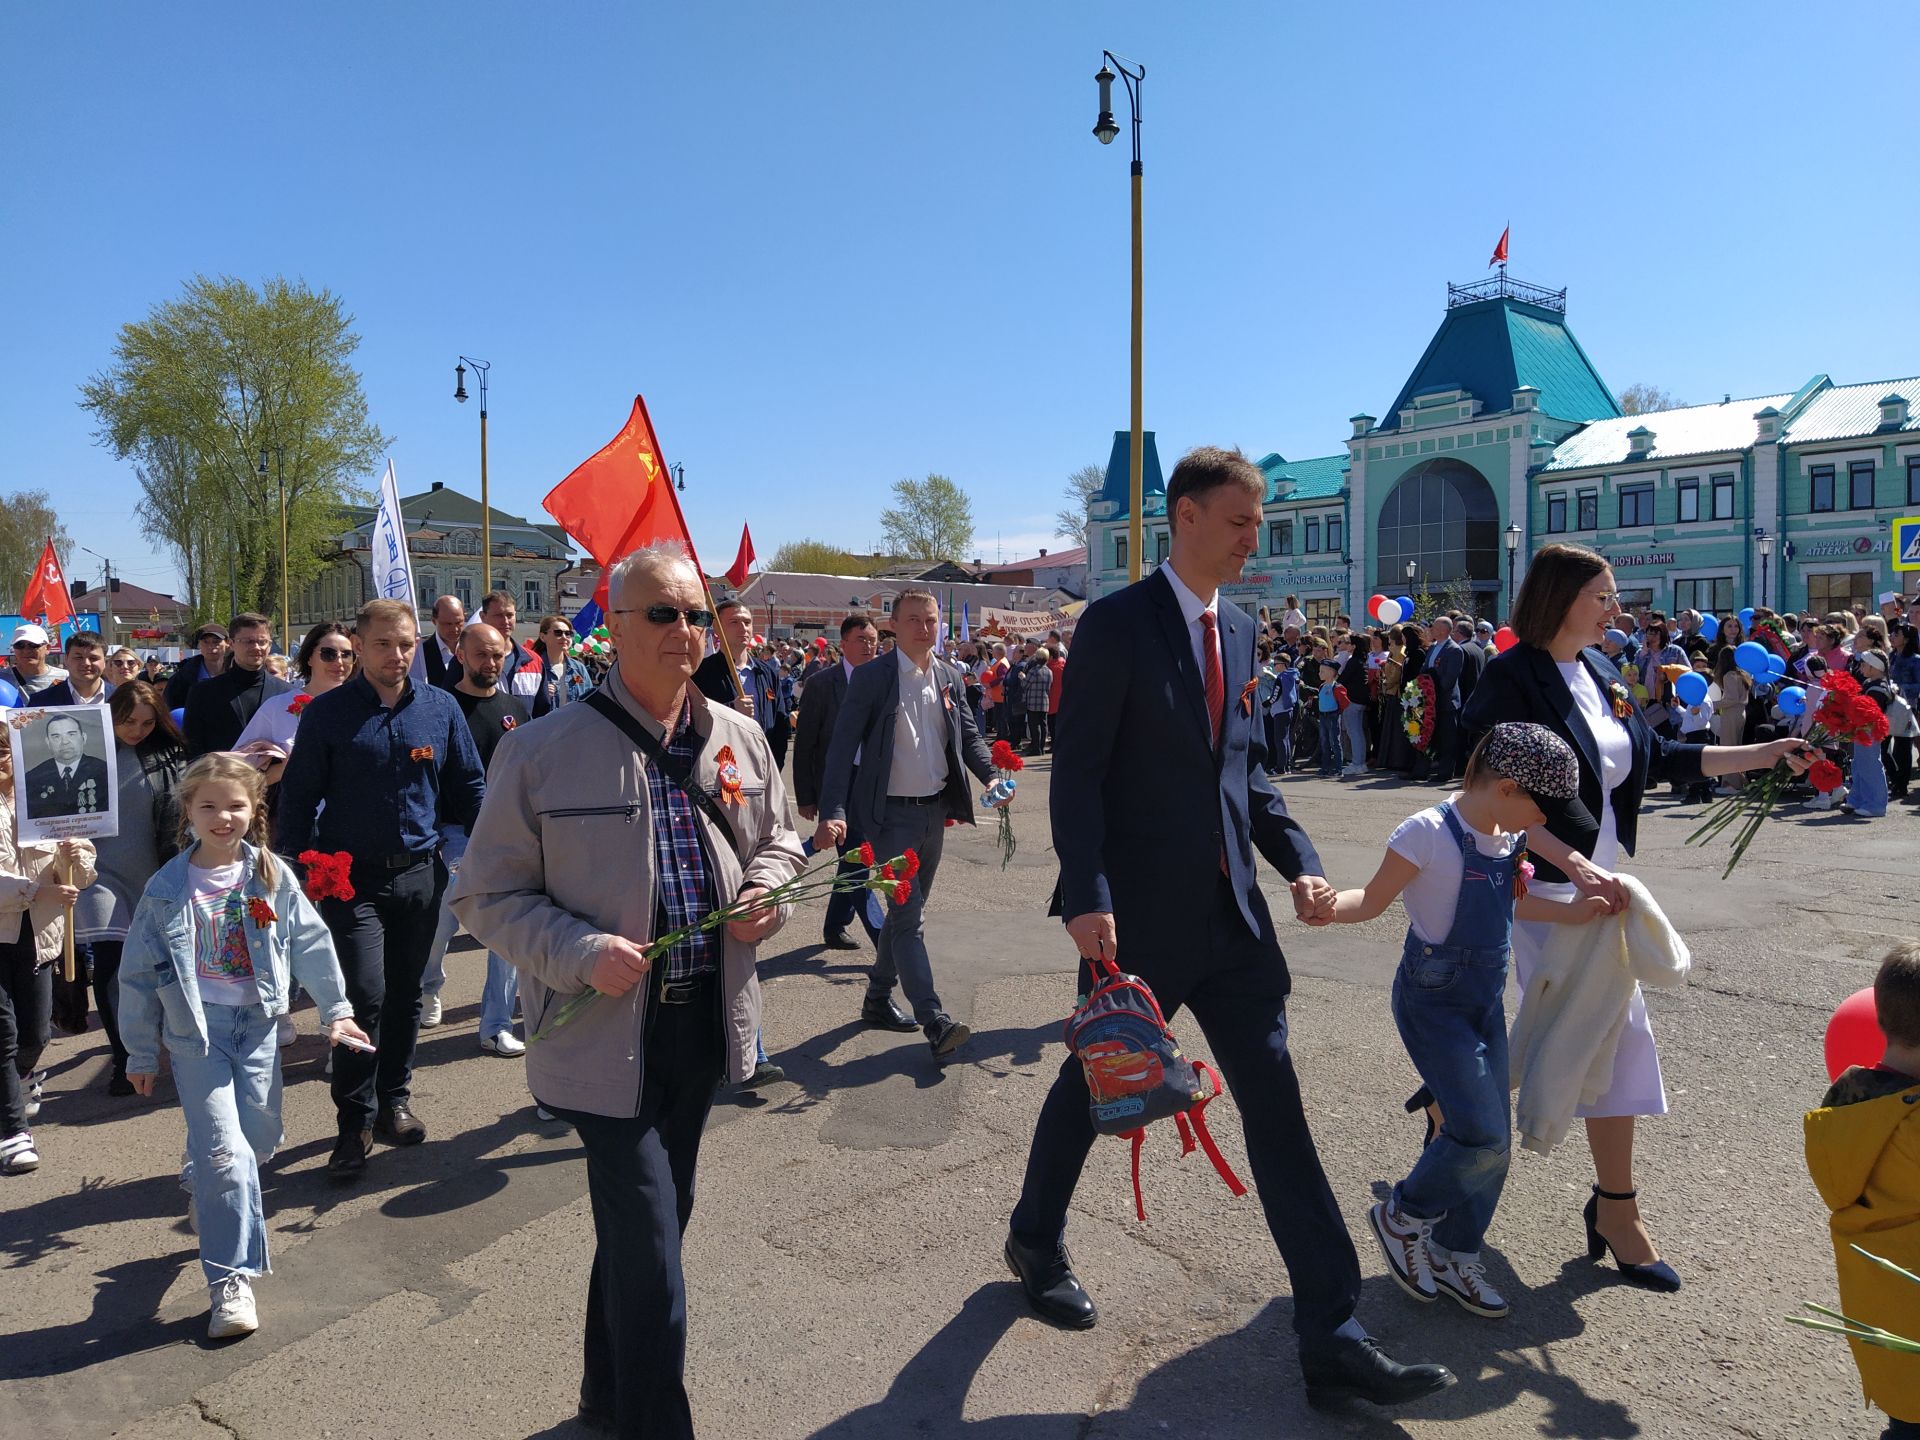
top-left (117, 841), bottom-right (354, 1076)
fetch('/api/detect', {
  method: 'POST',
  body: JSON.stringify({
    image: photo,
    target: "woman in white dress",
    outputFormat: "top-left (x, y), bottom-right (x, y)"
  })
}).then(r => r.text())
top-left (1458, 545), bottom-right (1812, 1290)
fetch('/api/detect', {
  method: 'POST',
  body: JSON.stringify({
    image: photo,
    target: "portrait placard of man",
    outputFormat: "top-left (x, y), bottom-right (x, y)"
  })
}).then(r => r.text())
top-left (8, 706), bottom-right (120, 842)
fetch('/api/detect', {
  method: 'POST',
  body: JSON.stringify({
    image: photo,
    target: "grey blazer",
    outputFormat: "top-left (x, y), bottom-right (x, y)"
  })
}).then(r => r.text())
top-left (817, 654), bottom-right (996, 839)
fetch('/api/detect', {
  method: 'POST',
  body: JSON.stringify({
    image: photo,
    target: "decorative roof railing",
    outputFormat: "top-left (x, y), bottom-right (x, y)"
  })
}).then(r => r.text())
top-left (1446, 274), bottom-right (1567, 313)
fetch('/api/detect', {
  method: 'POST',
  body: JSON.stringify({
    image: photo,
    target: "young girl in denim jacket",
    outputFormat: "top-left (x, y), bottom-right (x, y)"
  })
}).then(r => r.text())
top-left (118, 753), bottom-right (368, 1340)
top-left (1325, 723), bottom-right (1608, 1318)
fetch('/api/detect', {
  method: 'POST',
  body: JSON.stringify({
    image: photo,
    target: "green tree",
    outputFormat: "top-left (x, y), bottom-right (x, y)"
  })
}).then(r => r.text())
top-left (0, 490), bottom-right (73, 611)
top-left (879, 473), bottom-right (974, 562)
top-left (1617, 382), bottom-right (1684, 416)
top-left (1054, 462), bottom-right (1106, 552)
top-left (768, 538), bottom-right (873, 575)
top-left (79, 274), bottom-right (389, 623)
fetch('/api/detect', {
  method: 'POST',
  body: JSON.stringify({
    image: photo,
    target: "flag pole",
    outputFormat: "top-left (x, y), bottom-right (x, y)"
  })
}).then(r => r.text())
top-left (641, 397), bottom-right (747, 705)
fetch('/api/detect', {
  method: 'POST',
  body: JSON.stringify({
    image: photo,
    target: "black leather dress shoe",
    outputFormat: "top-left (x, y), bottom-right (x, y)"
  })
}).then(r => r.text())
top-left (373, 1104), bottom-right (427, 1146)
top-left (822, 928), bottom-right (862, 951)
top-left (1004, 1233), bottom-right (1098, 1330)
top-left (328, 1128), bottom-right (372, 1178)
top-left (860, 997), bottom-right (918, 1031)
top-left (927, 1016), bottom-right (970, 1058)
top-left (1300, 1335), bottom-right (1454, 1409)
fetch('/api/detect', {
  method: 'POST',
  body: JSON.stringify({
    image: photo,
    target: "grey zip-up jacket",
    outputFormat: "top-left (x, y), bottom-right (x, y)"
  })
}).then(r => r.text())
top-left (448, 667), bottom-right (806, 1115)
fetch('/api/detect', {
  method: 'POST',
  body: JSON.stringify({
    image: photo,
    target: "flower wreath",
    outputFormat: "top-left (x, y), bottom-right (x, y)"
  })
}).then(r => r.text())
top-left (1401, 675), bottom-right (1437, 751)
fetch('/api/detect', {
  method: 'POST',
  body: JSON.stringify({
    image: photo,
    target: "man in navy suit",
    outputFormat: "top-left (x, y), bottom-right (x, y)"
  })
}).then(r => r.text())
top-left (814, 588), bottom-right (1006, 1058)
top-left (694, 600), bottom-right (790, 771)
top-left (792, 612), bottom-right (891, 976)
top-left (1414, 615), bottom-right (1463, 783)
top-left (1004, 448), bottom-right (1452, 1411)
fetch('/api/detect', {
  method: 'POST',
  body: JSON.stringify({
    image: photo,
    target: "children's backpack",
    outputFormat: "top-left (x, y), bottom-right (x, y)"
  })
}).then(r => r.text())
top-left (1067, 955), bottom-right (1247, 1220)
top-left (1332, 683), bottom-right (1350, 712)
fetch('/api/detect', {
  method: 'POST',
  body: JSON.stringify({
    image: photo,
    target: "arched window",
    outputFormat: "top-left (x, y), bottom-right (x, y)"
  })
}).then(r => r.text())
top-left (1375, 458), bottom-right (1500, 605)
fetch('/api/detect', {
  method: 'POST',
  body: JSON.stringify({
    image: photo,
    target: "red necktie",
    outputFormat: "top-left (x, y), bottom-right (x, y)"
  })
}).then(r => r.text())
top-left (1200, 611), bottom-right (1224, 750)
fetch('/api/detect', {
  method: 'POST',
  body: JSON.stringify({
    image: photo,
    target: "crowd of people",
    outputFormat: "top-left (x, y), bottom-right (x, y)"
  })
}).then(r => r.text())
top-left (0, 495), bottom-right (1915, 1436)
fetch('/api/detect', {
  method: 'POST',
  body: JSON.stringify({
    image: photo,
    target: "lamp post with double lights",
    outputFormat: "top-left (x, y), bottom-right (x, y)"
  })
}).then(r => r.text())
top-left (1092, 51), bottom-right (1145, 583)
top-left (257, 446), bottom-right (289, 655)
top-left (1504, 523), bottom-right (1522, 619)
top-left (1755, 527), bottom-right (1774, 610)
top-left (453, 358), bottom-right (492, 579)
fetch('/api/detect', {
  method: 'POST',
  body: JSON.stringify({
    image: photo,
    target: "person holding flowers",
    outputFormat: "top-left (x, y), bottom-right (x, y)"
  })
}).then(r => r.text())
top-left (1462, 544), bottom-right (1813, 1293)
top-left (449, 541), bottom-right (805, 1440)
top-left (234, 621), bottom-right (357, 779)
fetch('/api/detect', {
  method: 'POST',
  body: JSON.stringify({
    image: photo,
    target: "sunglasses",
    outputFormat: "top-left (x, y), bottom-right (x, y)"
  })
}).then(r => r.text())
top-left (314, 646), bottom-right (352, 662)
top-left (615, 605), bottom-right (714, 628)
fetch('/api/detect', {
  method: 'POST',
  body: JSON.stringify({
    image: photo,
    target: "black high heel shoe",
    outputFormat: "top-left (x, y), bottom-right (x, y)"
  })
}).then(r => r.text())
top-left (1583, 1185), bottom-right (1682, 1292)
top-left (1403, 1086), bottom-right (1437, 1147)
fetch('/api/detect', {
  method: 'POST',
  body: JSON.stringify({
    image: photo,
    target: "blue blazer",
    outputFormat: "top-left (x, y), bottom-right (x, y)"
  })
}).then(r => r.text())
top-left (1461, 641), bottom-right (1705, 882)
top-left (1050, 568), bottom-right (1321, 964)
top-left (817, 654), bottom-right (995, 839)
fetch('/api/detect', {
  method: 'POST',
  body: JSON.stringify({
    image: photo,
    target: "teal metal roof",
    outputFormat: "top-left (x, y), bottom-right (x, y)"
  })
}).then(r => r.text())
top-left (1258, 452), bottom-right (1348, 502)
top-left (1540, 393), bottom-right (1794, 471)
top-left (1097, 429), bottom-right (1166, 516)
top-left (1780, 376), bottom-right (1920, 445)
top-left (1377, 298), bottom-right (1620, 431)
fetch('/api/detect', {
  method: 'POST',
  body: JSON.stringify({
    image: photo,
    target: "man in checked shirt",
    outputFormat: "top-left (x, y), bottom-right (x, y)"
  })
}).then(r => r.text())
top-left (452, 541), bottom-right (804, 1440)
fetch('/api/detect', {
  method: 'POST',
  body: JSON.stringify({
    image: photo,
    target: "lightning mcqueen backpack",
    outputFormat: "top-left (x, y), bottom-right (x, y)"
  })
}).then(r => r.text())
top-left (1068, 955), bottom-right (1247, 1220)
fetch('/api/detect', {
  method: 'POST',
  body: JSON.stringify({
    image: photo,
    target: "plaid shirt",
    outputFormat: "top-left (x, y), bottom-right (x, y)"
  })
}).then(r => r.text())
top-left (646, 699), bottom-right (722, 982)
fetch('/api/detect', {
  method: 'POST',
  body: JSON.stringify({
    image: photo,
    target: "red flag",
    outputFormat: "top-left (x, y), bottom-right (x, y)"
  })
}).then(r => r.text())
top-left (724, 523), bottom-right (756, 590)
top-left (1489, 226), bottom-right (1509, 266)
top-left (19, 539), bottom-right (74, 631)
top-left (542, 397), bottom-right (703, 608)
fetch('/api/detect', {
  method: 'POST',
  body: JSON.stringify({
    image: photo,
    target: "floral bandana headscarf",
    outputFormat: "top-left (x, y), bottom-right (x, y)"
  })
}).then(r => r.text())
top-left (1476, 721), bottom-right (1580, 802)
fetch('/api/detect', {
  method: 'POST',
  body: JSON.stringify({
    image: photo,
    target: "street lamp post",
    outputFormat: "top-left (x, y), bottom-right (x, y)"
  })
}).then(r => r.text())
top-left (765, 587), bottom-right (778, 635)
top-left (1755, 527), bottom-right (1774, 610)
top-left (454, 358), bottom-right (492, 583)
top-left (258, 446), bottom-right (289, 654)
top-left (1503, 523), bottom-right (1522, 620)
top-left (671, 462), bottom-right (685, 492)
top-left (1092, 51), bottom-right (1145, 584)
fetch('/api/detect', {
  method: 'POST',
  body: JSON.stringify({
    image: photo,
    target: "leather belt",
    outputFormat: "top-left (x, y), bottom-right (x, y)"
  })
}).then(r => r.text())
top-left (659, 975), bottom-right (715, 1005)
top-left (888, 793), bottom-right (943, 806)
top-left (359, 850), bottom-right (436, 871)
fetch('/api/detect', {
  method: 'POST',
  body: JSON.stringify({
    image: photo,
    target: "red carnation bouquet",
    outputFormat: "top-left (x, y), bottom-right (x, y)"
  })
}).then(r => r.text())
top-left (532, 846), bottom-right (921, 1044)
top-left (298, 850), bottom-right (356, 902)
top-left (1687, 672), bottom-right (1880, 875)
top-left (987, 739), bottom-right (1024, 868)
top-left (286, 692), bottom-right (314, 718)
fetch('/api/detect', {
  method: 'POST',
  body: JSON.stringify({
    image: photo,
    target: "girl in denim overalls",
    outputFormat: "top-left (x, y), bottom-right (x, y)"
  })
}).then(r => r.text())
top-left (1326, 723), bottom-right (1607, 1317)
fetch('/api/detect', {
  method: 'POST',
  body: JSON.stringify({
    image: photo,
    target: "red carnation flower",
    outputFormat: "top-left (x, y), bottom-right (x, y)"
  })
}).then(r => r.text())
top-left (1808, 758), bottom-right (1845, 793)
top-left (892, 881), bottom-right (912, 905)
top-left (900, 849), bottom-right (921, 879)
top-left (297, 849), bottom-right (357, 902)
top-left (1849, 699), bottom-right (1890, 745)
top-left (858, 842), bottom-right (876, 866)
top-left (286, 693), bottom-right (314, 717)
top-left (880, 863), bottom-right (896, 881)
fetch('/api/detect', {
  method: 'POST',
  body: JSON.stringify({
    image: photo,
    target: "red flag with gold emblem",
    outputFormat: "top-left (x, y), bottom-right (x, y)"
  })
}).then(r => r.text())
top-left (543, 396), bottom-right (704, 608)
top-left (19, 539), bottom-right (75, 630)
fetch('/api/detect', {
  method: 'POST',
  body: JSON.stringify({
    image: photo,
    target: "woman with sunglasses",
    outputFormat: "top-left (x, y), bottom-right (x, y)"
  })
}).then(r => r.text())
top-left (531, 614), bottom-right (592, 708)
top-left (234, 622), bottom-right (357, 779)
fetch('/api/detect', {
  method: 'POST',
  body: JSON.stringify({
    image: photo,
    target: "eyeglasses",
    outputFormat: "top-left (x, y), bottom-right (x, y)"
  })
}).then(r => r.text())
top-left (314, 647), bottom-right (352, 662)
top-left (615, 605), bottom-right (714, 628)
top-left (545, 627), bottom-right (572, 638)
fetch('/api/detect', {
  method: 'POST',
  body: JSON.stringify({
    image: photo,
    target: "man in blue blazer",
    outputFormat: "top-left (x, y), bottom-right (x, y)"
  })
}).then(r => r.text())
top-left (1004, 448), bottom-right (1452, 1411)
top-left (814, 588), bottom-right (1005, 1058)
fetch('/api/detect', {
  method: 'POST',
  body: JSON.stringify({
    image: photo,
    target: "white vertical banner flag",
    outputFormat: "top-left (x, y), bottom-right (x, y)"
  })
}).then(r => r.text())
top-left (371, 459), bottom-right (417, 608)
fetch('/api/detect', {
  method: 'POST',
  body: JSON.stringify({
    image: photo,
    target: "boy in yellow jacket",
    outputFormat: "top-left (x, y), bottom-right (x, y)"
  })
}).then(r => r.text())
top-left (1805, 942), bottom-right (1920, 1440)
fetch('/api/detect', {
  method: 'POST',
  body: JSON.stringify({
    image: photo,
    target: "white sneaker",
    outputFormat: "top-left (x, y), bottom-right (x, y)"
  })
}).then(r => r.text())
top-left (420, 994), bottom-right (444, 1028)
top-left (24, 1070), bottom-right (45, 1122)
top-left (207, 1274), bottom-right (258, 1339)
top-left (535, 1105), bottom-right (557, 1122)
top-left (1432, 1251), bottom-right (1509, 1317)
top-left (1368, 1199), bottom-right (1438, 1302)
top-left (323, 1051), bottom-right (333, 1077)
top-left (0, 1132), bottom-right (39, 1174)
top-left (276, 1014), bottom-right (297, 1047)
top-left (479, 1030), bottom-right (525, 1057)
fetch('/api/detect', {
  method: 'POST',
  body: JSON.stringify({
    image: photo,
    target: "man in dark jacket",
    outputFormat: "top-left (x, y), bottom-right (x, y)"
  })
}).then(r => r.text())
top-left (792, 613), bottom-right (889, 961)
top-left (183, 614), bottom-right (291, 757)
top-left (163, 623), bottom-right (230, 712)
top-left (693, 599), bottom-right (789, 771)
top-left (1413, 616), bottom-right (1463, 784)
top-left (1452, 620), bottom-right (1487, 778)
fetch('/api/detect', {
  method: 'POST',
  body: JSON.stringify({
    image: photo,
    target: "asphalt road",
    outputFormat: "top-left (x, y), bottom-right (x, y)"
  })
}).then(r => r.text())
top-left (2, 755), bottom-right (1910, 1440)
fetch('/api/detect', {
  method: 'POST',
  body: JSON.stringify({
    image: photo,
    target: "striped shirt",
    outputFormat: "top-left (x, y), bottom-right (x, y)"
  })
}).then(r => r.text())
top-left (646, 699), bottom-right (721, 982)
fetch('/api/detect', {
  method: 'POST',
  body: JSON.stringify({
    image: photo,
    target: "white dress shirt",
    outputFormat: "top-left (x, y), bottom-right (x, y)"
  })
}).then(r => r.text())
top-left (887, 649), bottom-right (950, 798)
top-left (1162, 562), bottom-right (1221, 679)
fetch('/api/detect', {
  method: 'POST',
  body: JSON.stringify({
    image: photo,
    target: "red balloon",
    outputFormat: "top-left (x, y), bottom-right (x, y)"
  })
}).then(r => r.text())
top-left (1824, 987), bottom-right (1885, 1082)
top-left (1492, 626), bottom-right (1518, 654)
top-left (1367, 594), bottom-right (1389, 621)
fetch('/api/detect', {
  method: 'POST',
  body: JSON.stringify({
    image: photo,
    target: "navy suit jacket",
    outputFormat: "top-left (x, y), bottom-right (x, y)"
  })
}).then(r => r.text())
top-left (1050, 568), bottom-right (1321, 965)
top-left (1425, 637), bottom-right (1464, 711)
top-left (694, 652), bottom-right (786, 742)
top-left (791, 663), bottom-right (849, 810)
top-left (817, 654), bottom-right (995, 839)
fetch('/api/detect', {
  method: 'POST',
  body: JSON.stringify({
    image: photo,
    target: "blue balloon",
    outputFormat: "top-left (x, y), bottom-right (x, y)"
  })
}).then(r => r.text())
top-left (0, 675), bottom-right (20, 709)
top-left (1777, 685), bottom-right (1808, 716)
top-left (1764, 652), bottom-right (1787, 677)
top-left (1674, 671), bottom-right (1710, 706)
top-left (1738, 607), bottom-right (1756, 628)
top-left (170, 707), bottom-right (187, 730)
top-left (1396, 596), bottom-right (1415, 618)
top-left (1698, 613), bottom-right (1719, 642)
top-left (1734, 641), bottom-right (1771, 676)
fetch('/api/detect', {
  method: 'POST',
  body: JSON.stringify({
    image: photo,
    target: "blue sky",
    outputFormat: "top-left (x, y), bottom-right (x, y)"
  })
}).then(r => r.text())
top-left (3, 2), bottom-right (1913, 596)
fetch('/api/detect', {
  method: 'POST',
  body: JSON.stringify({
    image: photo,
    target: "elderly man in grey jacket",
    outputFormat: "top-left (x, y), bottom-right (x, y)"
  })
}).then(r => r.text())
top-left (451, 541), bottom-right (805, 1440)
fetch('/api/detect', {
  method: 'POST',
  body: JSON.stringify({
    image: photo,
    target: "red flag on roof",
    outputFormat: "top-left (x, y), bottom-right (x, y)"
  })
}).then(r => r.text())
top-left (19, 538), bottom-right (74, 631)
top-left (724, 523), bottom-right (756, 590)
top-left (543, 396), bottom-right (704, 608)
top-left (1489, 226), bottom-right (1509, 266)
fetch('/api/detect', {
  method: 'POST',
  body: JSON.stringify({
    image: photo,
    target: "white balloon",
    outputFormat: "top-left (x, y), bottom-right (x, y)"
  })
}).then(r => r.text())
top-left (1376, 599), bottom-right (1403, 625)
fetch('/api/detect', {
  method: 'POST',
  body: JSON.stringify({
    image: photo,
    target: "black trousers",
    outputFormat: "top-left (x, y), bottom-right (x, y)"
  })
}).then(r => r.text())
top-left (0, 929), bottom-right (49, 1136)
top-left (86, 941), bottom-right (129, 1077)
top-left (1026, 711), bottom-right (1049, 751)
top-left (1009, 875), bottom-right (1362, 1346)
top-left (321, 856), bottom-right (446, 1133)
top-left (823, 832), bottom-right (883, 943)
top-left (552, 989), bottom-right (724, 1440)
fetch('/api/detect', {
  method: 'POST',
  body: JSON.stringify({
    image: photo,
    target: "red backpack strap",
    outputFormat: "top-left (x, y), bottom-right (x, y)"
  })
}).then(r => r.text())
top-left (1124, 1127), bottom-right (1148, 1222)
top-left (1187, 1062), bottom-right (1249, 1198)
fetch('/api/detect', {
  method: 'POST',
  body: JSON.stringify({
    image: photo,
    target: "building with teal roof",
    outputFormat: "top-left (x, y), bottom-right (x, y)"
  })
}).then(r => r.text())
top-left (1084, 273), bottom-right (1918, 621)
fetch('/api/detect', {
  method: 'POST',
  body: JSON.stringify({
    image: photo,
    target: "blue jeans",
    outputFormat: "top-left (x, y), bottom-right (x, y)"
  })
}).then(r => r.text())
top-left (1851, 740), bottom-right (1888, 817)
top-left (171, 1001), bottom-right (282, 1285)
top-left (1316, 712), bottom-right (1341, 774)
top-left (1390, 933), bottom-right (1512, 1255)
top-left (866, 798), bottom-right (949, 1028)
top-left (1340, 704), bottom-right (1367, 772)
top-left (424, 832), bottom-right (520, 1039)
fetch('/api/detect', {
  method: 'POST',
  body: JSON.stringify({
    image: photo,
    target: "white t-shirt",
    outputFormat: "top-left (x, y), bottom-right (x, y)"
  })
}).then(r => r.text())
top-left (1557, 659), bottom-right (1633, 871)
top-left (1388, 802), bottom-right (1522, 944)
top-left (189, 860), bottom-right (260, 1008)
